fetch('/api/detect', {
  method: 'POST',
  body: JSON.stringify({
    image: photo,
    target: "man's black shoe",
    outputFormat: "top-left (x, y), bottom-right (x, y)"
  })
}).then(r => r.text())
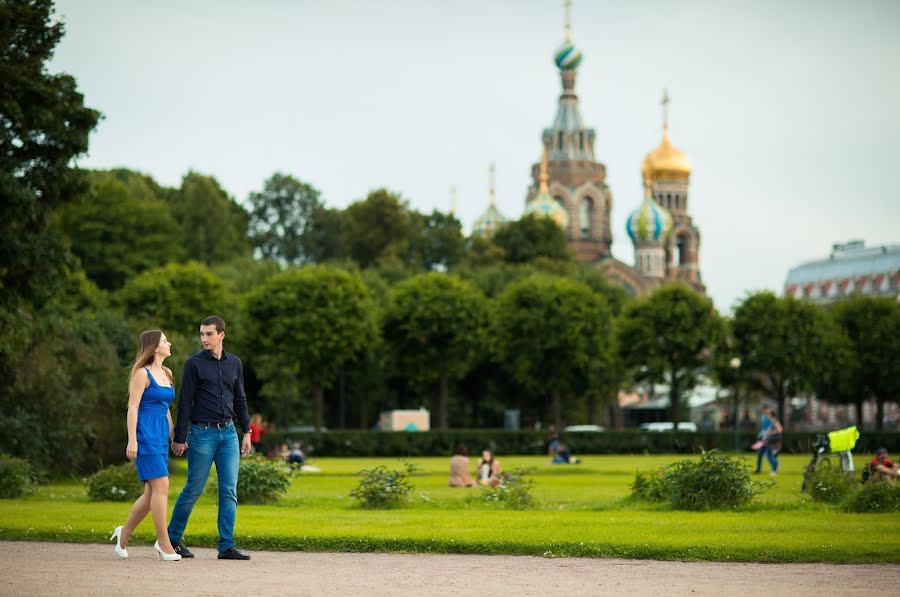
top-left (218, 547), bottom-right (251, 560)
top-left (171, 542), bottom-right (194, 558)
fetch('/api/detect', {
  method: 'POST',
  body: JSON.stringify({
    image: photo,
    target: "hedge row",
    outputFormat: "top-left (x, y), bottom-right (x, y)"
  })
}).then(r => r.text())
top-left (259, 429), bottom-right (900, 458)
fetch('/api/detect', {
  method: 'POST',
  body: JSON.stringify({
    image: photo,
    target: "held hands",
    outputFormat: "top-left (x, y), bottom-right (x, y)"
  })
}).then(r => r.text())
top-left (126, 441), bottom-right (138, 461)
top-left (171, 442), bottom-right (188, 457)
top-left (241, 433), bottom-right (252, 457)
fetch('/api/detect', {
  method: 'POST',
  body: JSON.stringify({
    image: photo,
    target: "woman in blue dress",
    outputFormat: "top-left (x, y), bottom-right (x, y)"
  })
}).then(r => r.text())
top-left (109, 330), bottom-right (181, 561)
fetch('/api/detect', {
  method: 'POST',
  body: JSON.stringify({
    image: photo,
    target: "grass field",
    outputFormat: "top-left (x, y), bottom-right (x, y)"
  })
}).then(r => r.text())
top-left (1, 454), bottom-right (898, 563)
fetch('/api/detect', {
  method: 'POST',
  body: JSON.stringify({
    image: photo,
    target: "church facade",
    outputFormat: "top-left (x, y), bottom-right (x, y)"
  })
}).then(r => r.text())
top-left (473, 9), bottom-right (705, 297)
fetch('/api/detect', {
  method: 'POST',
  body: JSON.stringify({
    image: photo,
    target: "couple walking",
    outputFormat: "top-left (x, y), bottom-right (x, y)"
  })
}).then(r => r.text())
top-left (109, 316), bottom-right (253, 561)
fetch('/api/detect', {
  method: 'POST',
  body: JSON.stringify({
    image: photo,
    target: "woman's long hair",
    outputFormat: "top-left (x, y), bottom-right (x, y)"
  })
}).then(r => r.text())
top-left (128, 329), bottom-right (174, 388)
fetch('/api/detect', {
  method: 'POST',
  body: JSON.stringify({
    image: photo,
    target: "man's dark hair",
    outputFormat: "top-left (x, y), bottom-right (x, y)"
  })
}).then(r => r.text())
top-left (201, 315), bottom-right (226, 333)
top-left (453, 443), bottom-right (467, 456)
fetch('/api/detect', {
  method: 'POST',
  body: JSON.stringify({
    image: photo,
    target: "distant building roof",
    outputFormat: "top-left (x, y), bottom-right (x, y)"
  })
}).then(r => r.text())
top-left (784, 240), bottom-right (900, 302)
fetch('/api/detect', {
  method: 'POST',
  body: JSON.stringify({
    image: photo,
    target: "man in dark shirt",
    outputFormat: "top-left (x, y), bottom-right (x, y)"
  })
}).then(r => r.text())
top-left (168, 315), bottom-right (253, 560)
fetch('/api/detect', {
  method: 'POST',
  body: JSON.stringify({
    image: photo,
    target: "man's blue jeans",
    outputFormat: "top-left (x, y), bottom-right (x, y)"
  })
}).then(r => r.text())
top-left (168, 424), bottom-right (239, 553)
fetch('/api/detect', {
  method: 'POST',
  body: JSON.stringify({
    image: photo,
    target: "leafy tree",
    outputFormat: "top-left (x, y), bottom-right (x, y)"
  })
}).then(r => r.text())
top-left (462, 235), bottom-right (506, 268)
top-left (382, 273), bottom-right (489, 429)
top-left (304, 205), bottom-right (346, 263)
top-left (247, 173), bottom-right (323, 264)
top-left (115, 261), bottom-right (229, 338)
top-left (828, 296), bottom-right (900, 430)
top-left (411, 210), bottom-right (465, 271)
top-left (732, 292), bottom-right (843, 429)
top-left (618, 285), bottom-right (724, 426)
top-left (0, 271), bottom-right (132, 475)
top-left (168, 171), bottom-right (251, 266)
top-left (492, 213), bottom-right (572, 264)
top-left (341, 189), bottom-right (417, 268)
top-left (54, 170), bottom-right (183, 289)
top-left (0, 0), bottom-right (100, 307)
top-left (492, 274), bottom-right (614, 428)
top-left (246, 266), bottom-right (377, 429)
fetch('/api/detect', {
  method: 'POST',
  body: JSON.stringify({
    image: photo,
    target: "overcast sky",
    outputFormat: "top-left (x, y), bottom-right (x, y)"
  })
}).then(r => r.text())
top-left (49, 0), bottom-right (900, 313)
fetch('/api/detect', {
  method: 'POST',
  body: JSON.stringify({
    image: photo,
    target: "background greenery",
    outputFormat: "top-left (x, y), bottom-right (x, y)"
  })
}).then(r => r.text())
top-left (2, 1), bottom-right (898, 481)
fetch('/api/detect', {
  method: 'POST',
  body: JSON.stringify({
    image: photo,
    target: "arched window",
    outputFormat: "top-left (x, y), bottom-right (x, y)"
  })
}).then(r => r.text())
top-left (579, 197), bottom-right (593, 239)
top-left (579, 132), bottom-right (584, 150)
top-left (677, 234), bottom-right (688, 266)
top-left (557, 132), bottom-right (564, 150)
top-left (674, 195), bottom-right (680, 210)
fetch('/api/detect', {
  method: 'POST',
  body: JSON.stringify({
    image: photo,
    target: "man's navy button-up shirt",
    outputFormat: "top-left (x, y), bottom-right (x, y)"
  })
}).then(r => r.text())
top-left (172, 349), bottom-right (251, 443)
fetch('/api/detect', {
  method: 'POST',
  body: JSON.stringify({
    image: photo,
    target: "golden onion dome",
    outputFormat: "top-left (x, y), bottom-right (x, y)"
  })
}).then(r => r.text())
top-left (643, 128), bottom-right (692, 181)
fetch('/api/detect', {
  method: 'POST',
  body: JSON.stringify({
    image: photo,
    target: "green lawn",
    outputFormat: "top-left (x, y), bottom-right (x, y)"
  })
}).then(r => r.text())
top-left (1, 454), bottom-right (898, 563)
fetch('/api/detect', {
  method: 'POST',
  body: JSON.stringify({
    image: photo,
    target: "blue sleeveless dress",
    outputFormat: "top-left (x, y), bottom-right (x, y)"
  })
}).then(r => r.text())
top-left (134, 368), bottom-right (175, 482)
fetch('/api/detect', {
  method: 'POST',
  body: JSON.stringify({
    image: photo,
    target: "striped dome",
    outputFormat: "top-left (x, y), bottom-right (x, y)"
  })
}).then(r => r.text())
top-left (554, 41), bottom-right (583, 71)
top-left (626, 194), bottom-right (672, 242)
top-left (525, 191), bottom-right (568, 228)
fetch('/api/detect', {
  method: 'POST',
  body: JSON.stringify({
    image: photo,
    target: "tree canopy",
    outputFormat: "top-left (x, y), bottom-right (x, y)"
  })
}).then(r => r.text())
top-left (382, 273), bottom-right (489, 429)
top-left (0, 0), bottom-right (100, 307)
top-left (248, 172), bottom-right (323, 264)
top-left (492, 274), bottom-right (614, 427)
top-left (618, 284), bottom-right (724, 426)
top-left (246, 266), bottom-right (377, 429)
top-left (492, 214), bottom-right (572, 264)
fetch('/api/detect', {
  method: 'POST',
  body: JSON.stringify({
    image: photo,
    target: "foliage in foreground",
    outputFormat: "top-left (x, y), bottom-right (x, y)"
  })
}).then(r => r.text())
top-left (630, 450), bottom-right (773, 510)
top-left (206, 454), bottom-right (293, 504)
top-left (842, 480), bottom-right (900, 513)
top-left (805, 458), bottom-right (857, 504)
top-left (0, 454), bottom-right (35, 499)
top-left (350, 461), bottom-right (419, 509)
top-left (480, 467), bottom-right (535, 509)
top-left (85, 463), bottom-right (143, 502)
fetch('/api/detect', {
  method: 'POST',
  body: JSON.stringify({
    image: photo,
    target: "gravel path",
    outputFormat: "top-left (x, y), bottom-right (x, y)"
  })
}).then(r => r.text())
top-left (1, 541), bottom-right (897, 596)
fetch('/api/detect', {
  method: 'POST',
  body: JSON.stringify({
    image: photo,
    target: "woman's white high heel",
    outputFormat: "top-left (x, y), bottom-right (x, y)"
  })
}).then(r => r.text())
top-left (154, 540), bottom-right (182, 561)
top-left (110, 526), bottom-right (128, 559)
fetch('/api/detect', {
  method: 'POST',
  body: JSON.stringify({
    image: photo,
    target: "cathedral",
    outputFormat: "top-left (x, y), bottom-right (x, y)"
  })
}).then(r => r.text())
top-left (473, 6), bottom-right (704, 297)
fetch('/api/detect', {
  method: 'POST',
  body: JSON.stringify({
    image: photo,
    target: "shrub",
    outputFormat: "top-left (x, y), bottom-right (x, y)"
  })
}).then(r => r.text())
top-left (86, 463), bottom-right (143, 502)
top-left (664, 450), bottom-right (773, 511)
top-left (630, 469), bottom-right (667, 502)
top-left (481, 467), bottom-right (535, 510)
top-left (206, 454), bottom-right (293, 504)
top-left (843, 481), bottom-right (900, 513)
top-left (0, 454), bottom-right (35, 498)
top-left (628, 450), bottom-right (773, 511)
top-left (806, 458), bottom-right (857, 504)
top-left (349, 460), bottom-right (419, 509)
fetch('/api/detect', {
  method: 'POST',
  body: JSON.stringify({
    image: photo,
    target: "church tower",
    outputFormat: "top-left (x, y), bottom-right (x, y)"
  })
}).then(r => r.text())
top-left (642, 91), bottom-right (704, 292)
top-left (525, 1), bottom-right (612, 262)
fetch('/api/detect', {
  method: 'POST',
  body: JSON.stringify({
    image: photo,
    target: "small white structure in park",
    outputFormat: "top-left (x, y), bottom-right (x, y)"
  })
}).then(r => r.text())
top-left (377, 409), bottom-right (431, 432)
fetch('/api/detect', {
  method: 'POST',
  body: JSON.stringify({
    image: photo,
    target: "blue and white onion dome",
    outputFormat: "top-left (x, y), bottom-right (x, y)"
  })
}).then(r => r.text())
top-left (554, 40), bottom-right (583, 71)
top-left (626, 193), bottom-right (672, 242)
top-left (526, 190), bottom-right (569, 228)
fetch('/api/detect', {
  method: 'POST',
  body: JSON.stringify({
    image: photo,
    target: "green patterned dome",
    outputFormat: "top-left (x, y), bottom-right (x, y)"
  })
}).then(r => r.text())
top-left (554, 40), bottom-right (583, 71)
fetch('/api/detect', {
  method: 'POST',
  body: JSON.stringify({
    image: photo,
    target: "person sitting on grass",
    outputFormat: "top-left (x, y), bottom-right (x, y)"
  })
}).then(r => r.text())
top-left (449, 443), bottom-right (476, 487)
top-left (551, 442), bottom-right (581, 465)
top-left (866, 448), bottom-right (900, 482)
top-left (477, 449), bottom-right (502, 487)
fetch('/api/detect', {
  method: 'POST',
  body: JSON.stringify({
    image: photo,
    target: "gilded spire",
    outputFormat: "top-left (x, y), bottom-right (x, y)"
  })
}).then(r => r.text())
top-left (450, 185), bottom-right (456, 215)
top-left (539, 146), bottom-right (550, 193)
top-left (489, 163), bottom-right (496, 206)
top-left (564, 0), bottom-right (572, 41)
top-left (661, 88), bottom-right (670, 132)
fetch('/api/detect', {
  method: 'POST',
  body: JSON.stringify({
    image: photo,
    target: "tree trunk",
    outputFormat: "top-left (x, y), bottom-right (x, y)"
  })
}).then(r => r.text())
top-left (670, 376), bottom-right (681, 427)
top-left (875, 396), bottom-right (885, 431)
top-left (281, 392), bottom-right (292, 428)
top-left (854, 398), bottom-right (864, 431)
top-left (439, 373), bottom-right (448, 430)
top-left (359, 389), bottom-right (368, 430)
top-left (776, 386), bottom-right (788, 431)
top-left (587, 393), bottom-right (596, 425)
top-left (551, 388), bottom-right (561, 429)
top-left (314, 384), bottom-right (324, 431)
